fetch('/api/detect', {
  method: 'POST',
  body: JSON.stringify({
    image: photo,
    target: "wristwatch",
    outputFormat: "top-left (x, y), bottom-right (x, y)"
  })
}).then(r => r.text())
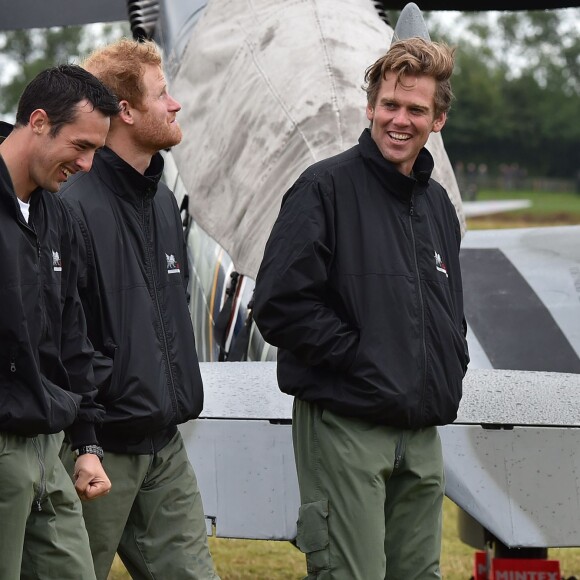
top-left (73, 444), bottom-right (104, 462)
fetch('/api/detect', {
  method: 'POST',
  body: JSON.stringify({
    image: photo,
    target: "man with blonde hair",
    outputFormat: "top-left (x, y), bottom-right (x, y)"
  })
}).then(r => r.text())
top-left (253, 37), bottom-right (469, 579)
top-left (59, 39), bottom-right (219, 579)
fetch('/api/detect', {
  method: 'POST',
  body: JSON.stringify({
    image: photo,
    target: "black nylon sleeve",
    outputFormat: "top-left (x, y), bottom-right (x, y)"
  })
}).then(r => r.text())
top-left (253, 176), bottom-right (359, 371)
top-left (59, 200), bottom-right (104, 448)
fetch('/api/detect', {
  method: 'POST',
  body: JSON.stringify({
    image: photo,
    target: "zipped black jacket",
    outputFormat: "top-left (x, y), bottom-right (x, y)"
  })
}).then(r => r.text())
top-left (0, 124), bottom-right (102, 443)
top-left (254, 129), bottom-right (469, 429)
top-left (59, 146), bottom-right (203, 453)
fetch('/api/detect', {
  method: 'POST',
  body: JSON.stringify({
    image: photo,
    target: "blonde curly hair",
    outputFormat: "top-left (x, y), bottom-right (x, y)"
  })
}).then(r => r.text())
top-left (364, 37), bottom-right (455, 117)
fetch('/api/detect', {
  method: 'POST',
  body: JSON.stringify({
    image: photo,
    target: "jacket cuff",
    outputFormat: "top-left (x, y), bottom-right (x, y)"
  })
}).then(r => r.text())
top-left (66, 421), bottom-right (98, 451)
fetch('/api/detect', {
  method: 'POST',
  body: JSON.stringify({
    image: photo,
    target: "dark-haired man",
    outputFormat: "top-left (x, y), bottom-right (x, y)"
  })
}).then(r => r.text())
top-left (0, 64), bottom-right (119, 580)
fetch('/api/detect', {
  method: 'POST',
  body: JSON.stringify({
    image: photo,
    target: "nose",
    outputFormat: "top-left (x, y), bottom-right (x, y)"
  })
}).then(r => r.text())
top-left (167, 93), bottom-right (181, 113)
top-left (76, 151), bottom-right (96, 172)
top-left (393, 108), bottom-right (410, 126)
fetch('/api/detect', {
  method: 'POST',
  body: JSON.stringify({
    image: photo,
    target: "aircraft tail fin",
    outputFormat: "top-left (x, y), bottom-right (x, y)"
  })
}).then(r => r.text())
top-left (391, 2), bottom-right (431, 43)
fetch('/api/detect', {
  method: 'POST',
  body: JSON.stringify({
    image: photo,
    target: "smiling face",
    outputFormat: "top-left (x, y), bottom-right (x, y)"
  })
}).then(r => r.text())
top-left (132, 64), bottom-right (182, 153)
top-left (366, 72), bottom-right (446, 176)
top-left (30, 100), bottom-right (110, 193)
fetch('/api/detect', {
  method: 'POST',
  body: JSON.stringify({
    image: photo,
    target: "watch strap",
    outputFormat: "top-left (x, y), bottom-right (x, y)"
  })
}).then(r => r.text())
top-left (73, 444), bottom-right (104, 462)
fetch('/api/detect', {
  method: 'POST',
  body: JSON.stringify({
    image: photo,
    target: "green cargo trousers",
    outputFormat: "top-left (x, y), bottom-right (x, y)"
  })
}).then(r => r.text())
top-left (0, 431), bottom-right (96, 580)
top-left (292, 399), bottom-right (444, 580)
top-left (61, 430), bottom-right (219, 580)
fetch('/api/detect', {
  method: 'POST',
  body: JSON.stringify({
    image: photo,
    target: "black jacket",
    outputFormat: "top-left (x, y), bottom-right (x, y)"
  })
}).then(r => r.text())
top-left (0, 124), bottom-right (101, 443)
top-left (59, 146), bottom-right (203, 453)
top-left (254, 129), bottom-right (469, 429)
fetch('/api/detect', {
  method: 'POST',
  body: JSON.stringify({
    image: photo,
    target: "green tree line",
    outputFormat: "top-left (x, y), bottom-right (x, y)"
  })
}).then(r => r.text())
top-left (426, 9), bottom-right (580, 179)
top-left (1, 11), bottom-right (578, 179)
top-left (0, 23), bottom-right (127, 117)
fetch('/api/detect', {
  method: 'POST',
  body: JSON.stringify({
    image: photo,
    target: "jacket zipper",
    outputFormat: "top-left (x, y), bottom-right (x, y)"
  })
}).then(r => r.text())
top-left (409, 195), bottom-right (427, 424)
top-left (141, 199), bottom-right (179, 417)
top-left (393, 433), bottom-right (404, 470)
top-left (394, 433), bottom-right (406, 470)
top-left (32, 438), bottom-right (46, 512)
top-left (27, 206), bottom-right (49, 341)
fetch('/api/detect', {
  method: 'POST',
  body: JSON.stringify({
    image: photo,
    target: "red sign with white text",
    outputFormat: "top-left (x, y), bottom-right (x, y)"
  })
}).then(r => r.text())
top-left (474, 551), bottom-right (560, 580)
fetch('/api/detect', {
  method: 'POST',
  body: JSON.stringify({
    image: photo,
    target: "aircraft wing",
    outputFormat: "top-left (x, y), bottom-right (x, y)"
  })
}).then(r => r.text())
top-left (181, 362), bottom-right (580, 547)
top-left (461, 225), bottom-right (580, 373)
top-left (462, 199), bottom-right (532, 218)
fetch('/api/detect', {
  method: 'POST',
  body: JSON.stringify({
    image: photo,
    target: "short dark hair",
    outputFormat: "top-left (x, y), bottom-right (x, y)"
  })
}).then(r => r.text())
top-left (15, 64), bottom-right (120, 136)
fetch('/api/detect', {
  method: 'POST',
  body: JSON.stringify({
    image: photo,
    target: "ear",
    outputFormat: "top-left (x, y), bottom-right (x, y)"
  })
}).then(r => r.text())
top-left (431, 111), bottom-right (447, 134)
top-left (366, 102), bottom-right (374, 123)
top-left (29, 109), bottom-right (49, 134)
top-left (118, 100), bottom-right (135, 125)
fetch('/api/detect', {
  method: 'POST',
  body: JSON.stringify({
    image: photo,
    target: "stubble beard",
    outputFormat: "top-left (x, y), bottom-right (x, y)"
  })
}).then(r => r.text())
top-left (138, 117), bottom-right (183, 153)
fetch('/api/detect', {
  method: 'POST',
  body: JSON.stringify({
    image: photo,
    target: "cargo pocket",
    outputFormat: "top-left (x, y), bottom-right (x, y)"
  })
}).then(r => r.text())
top-left (296, 499), bottom-right (330, 574)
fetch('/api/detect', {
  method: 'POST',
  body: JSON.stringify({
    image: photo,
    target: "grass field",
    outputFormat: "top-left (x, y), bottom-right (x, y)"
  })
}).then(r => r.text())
top-left (109, 497), bottom-right (580, 579)
top-left (109, 188), bottom-right (580, 579)
top-left (467, 188), bottom-right (580, 229)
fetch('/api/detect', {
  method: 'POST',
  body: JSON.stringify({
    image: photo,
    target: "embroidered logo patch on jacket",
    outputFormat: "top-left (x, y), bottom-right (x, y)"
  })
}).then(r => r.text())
top-left (52, 250), bottom-right (62, 272)
top-left (434, 251), bottom-right (448, 278)
top-left (165, 253), bottom-right (180, 274)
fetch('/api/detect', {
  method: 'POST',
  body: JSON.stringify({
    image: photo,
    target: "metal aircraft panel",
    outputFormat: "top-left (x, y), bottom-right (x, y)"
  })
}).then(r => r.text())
top-left (196, 363), bottom-right (580, 426)
top-left (180, 419), bottom-right (299, 539)
top-left (462, 226), bottom-right (580, 372)
top-left (441, 425), bottom-right (580, 548)
top-left (0, 0), bottom-right (127, 29)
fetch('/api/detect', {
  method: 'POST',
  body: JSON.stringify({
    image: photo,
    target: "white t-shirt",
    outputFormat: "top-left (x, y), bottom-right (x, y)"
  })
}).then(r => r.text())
top-left (18, 197), bottom-right (30, 223)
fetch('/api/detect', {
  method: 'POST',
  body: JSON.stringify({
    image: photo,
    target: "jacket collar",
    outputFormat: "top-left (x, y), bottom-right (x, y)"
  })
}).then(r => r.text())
top-left (0, 122), bottom-right (43, 215)
top-left (0, 120), bottom-right (12, 140)
top-left (92, 146), bottom-right (165, 202)
top-left (358, 128), bottom-right (434, 202)
top-left (0, 151), bottom-right (16, 203)
top-left (0, 122), bottom-right (14, 199)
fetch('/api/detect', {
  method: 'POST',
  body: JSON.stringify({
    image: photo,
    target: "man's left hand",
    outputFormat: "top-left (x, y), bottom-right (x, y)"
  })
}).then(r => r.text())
top-left (73, 454), bottom-right (112, 500)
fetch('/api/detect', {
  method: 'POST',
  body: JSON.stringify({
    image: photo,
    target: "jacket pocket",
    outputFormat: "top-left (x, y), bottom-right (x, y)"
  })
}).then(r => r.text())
top-left (0, 376), bottom-right (80, 436)
top-left (0, 344), bottom-right (81, 435)
top-left (296, 499), bottom-right (330, 574)
top-left (43, 376), bottom-right (82, 433)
